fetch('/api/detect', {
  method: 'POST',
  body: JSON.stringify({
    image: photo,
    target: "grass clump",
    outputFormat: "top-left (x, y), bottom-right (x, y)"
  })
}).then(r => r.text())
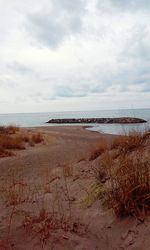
top-left (31, 132), bottom-right (44, 144)
top-left (0, 126), bottom-right (44, 157)
top-left (0, 125), bottom-right (19, 135)
top-left (0, 125), bottom-right (23, 156)
top-left (0, 134), bottom-right (25, 150)
top-left (110, 130), bottom-right (150, 155)
top-left (107, 152), bottom-right (150, 217)
top-left (93, 130), bottom-right (150, 217)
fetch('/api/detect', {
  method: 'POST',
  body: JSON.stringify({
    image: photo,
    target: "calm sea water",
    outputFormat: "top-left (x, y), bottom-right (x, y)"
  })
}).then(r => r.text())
top-left (0, 109), bottom-right (149, 135)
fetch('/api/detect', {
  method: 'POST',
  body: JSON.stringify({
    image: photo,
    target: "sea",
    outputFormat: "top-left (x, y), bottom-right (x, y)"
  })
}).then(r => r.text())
top-left (0, 109), bottom-right (149, 135)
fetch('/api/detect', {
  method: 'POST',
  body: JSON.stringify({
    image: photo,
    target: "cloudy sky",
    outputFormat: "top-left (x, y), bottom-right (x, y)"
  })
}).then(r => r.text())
top-left (0, 0), bottom-right (150, 113)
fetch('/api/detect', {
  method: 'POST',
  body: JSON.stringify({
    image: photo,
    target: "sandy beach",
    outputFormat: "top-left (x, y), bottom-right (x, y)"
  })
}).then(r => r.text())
top-left (0, 126), bottom-right (150, 250)
top-left (0, 126), bottom-right (112, 178)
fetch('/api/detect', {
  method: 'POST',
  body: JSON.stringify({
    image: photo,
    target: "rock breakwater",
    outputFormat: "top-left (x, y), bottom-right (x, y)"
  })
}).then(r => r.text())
top-left (47, 117), bottom-right (147, 124)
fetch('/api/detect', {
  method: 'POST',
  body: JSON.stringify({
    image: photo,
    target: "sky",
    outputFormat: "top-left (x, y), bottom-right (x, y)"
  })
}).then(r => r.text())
top-left (0, 0), bottom-right (150, 113)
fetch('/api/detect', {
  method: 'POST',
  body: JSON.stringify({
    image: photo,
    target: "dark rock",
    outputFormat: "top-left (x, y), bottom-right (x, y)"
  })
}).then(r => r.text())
top-left (47, 117), bottom-right (147, 124)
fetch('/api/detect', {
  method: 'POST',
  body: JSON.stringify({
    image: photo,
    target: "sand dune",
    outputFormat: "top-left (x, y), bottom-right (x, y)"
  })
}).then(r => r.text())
top-left (0, 126), bottom-right (149, 250)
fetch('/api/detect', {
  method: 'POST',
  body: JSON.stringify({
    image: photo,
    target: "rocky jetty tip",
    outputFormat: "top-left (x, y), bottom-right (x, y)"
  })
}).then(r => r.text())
top-left (47, 117), bottom-right (147, 124)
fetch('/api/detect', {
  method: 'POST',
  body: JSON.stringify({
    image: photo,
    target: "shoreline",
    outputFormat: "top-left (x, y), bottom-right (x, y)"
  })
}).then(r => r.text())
top-left (31, 123), bottom-right (150, 136)
top-left (31, 125), bottom-right (118, 137)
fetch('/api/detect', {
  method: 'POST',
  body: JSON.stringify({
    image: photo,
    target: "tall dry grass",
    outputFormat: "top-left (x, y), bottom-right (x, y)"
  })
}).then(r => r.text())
top-left (93, 130), bottom-right (150, 217)
top-left (31, 132), bottom-right (44, 144)
top-left (0, 134), bottom-right (25, 150)
top-left (0, 126), bottom-right (44, 157)
top-left (106, 152), bottom-right (150, 217)
top-left (110, 130), bottom-right (150, 154)
top-left (0, 125), bottom-right (19, 135)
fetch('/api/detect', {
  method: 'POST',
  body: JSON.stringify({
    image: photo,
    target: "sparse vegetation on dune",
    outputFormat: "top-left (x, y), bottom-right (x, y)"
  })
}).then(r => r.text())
top-left (31, 132), bottom-right (44, 144)
top-left (0, 125), bottom-right (19, 135)
top-left (0, 165), bottom-right (75, 248)
top-left (90, 129), bottom-right (150, 217)
top-left (0, 125), bottom-right (44, 157)
top-left (23, 206), bottom-right (71, 247)
top-left (107, 152), bottom-right (150, 217)
top-left (0, 134), bottom-right (25, 150)
top-left (90, 130), bottom-right (150, 161)
top-left (110, 130), bottom-right (150, 154)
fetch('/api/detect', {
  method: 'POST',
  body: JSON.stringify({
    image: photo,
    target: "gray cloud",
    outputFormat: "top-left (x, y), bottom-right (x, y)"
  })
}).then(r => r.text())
top-left (53, 85), bottom-right (87, 98)
top-left (25, 0), bottom-right (86, 48)
top-left (111, 0), bottom-right (150, 10)
top-left (53, 78), bottom-right (107, 99)
top-left (142, 86), bottom-right (150, 92)
top-left (120, 28), bottom-right (150, 62)
top-left (115, 26), bottom-right (150, 92)
top-left (97, 0), bottom-right (150, 11)
top-left (8, 62), bottom-right (33, 75)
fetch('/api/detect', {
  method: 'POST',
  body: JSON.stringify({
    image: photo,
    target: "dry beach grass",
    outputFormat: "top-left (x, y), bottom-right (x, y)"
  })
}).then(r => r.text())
top-left (91, 130), bottom-right (150, 217)
top-left (0, 126), bottom-right (44, 157)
